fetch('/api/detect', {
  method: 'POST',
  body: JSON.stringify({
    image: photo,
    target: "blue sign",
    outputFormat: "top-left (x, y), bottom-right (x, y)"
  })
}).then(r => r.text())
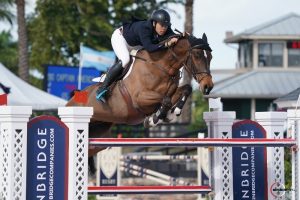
top-left (45, 65), bottom-right (101, 100)
top-left (232, 120), bottom-right (267, 200)
top-left (27, 116), bottom-right (69, 200)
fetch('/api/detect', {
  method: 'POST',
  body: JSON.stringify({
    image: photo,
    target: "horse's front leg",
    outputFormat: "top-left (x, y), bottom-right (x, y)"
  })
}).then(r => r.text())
top-left (144, 96), bottom-right (172, 128)
top-left (171, 84), bottom-right (192, 116)
top-left (143, 84), bottom-right (192, 127)
top-left (162, 84), bottom-right (193, 123)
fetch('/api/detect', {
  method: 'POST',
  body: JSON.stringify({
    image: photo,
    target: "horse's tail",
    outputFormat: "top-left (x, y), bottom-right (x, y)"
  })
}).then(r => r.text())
top-left (88, 157), bottom-right (96, 175)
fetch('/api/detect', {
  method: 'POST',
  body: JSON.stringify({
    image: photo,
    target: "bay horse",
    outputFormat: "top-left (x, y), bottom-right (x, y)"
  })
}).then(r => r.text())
top-left (66, 33), bottom-right (213, 157)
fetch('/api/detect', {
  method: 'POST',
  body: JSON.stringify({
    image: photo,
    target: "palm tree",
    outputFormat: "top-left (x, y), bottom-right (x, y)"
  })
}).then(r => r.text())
top-left (16, 0), bottom-right (29, 82)
top-left (0, 0), bottom-right (14, 25)
top-left (180, 0), bottom-right (193, 123)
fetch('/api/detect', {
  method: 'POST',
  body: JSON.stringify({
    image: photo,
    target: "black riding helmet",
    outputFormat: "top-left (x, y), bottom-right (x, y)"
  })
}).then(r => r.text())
top-left (150, 9), bottom-right (171, 27)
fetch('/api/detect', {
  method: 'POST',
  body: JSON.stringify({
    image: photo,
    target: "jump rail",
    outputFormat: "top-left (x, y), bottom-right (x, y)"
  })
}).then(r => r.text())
top-left (88, 185), bottom-right (212, 194)
top-left (89, 138), bottom-right (296, 147)
top-left (121, 154), bottom-right (198, 161)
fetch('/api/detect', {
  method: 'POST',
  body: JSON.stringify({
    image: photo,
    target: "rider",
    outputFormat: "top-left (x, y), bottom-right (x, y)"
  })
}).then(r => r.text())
top-left (96, 9), bottom-right (178, 102)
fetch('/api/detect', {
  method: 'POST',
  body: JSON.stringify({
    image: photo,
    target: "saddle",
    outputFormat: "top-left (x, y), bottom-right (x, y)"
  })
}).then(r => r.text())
top-left (105, 49), bottom-right (139, 94)
top-left (105, 56), bottom-right (133, 94)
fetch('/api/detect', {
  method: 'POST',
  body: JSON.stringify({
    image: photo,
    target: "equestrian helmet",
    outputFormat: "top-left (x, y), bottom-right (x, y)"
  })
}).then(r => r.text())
top-left (151, 9), bottom-right (171, 27)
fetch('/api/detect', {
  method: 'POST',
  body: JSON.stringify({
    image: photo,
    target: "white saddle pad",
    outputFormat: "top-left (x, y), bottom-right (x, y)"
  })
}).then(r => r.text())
top-left (92, 50), bottom-right (138, 83)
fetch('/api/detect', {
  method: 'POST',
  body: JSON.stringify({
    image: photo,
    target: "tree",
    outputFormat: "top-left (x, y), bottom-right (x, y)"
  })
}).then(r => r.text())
top-left (28, 0), bottom-right (113, 72)
top-left (0, 31), bottom-right (18, 73)
top-left (16, 0), bottom-right (29, 82)
top-left (189, 90), bottom-right (209, 131)
top-left (27, 0), bottom-right (184, 74)
top-left (180, 0), bottom-right (193, 123)
top-left (0, 0), bottom-right (14, 25)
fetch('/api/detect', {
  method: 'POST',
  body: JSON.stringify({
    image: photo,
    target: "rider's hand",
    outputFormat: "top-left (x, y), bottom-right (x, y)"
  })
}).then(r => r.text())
top-left (165, 37), bottom-right (178, 47)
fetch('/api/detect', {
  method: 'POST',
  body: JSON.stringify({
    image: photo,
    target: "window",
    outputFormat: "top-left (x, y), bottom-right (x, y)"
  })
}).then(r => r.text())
top-left (258, 43), bottom-right (283, 67)
top-left (288, 49), bottom-right (300, 67)
top-left (238, 42), bottom-right (253, 68)
top-left (287, 41), bottom-right (300, 67)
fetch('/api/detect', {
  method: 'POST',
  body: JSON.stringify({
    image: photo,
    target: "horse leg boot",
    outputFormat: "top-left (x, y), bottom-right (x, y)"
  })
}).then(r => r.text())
top-left (96, 60), bottom-right (123, 102)
top-left (172, 84), bottom-right (192, 116)
top-left (162, 84), bottom-right (193, 123)
top-left (144, 97), bottom-right (172, 127)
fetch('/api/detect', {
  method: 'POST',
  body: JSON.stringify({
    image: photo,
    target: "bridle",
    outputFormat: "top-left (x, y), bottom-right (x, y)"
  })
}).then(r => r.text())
top-left (168, 43), bottom-right (212, 82)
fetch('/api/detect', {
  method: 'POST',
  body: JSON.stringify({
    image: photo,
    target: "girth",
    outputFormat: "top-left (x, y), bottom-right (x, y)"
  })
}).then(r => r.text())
top-left (118, 80), bottom-right (145, 124)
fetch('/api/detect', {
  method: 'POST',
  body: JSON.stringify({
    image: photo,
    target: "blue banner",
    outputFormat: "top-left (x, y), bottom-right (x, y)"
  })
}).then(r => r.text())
top-left (45, 65), bottom-right (100, 100)
top-left (232, 120), bottom-right (267, 200)
top-left (27, 116), bottom-right (69, 200)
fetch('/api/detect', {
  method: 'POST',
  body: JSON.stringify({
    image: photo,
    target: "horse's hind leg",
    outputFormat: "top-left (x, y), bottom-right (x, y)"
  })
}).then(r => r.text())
top-left (88, 121), bottom-right (113, 156)
top-left (88, 121), bottom-right (113, 175)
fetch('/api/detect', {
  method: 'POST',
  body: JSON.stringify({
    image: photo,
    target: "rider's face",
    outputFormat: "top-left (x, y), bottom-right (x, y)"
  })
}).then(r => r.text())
top-left (154, 22), bottom-right (168, 36)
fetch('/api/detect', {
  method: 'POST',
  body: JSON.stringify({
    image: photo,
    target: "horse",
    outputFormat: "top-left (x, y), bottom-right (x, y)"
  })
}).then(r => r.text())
top-left (66, 33), bottom-right (213, 158)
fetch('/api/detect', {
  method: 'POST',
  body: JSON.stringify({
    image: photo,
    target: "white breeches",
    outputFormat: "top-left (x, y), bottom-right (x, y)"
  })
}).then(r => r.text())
top-left (111, 28), bottom-right (141, 68)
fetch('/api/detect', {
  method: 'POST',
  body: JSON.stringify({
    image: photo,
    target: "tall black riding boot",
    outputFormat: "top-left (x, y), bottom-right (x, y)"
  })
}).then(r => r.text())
top-left (96, 60), bottom-right (123, 102)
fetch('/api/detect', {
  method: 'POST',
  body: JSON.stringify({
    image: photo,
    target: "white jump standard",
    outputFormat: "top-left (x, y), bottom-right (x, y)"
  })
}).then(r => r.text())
top-left (1, 106), bottom-right (300, 200)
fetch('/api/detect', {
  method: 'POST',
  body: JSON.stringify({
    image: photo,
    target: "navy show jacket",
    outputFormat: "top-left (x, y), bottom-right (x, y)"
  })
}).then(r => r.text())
top-left (122, 20), bottom-right (175, 52)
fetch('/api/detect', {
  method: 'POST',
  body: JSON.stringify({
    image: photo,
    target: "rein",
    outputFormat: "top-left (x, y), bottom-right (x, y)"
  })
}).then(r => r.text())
top-left (168, 44), bottom-right (211, 82)
top-left (132, 55), bottom-right (179, 78)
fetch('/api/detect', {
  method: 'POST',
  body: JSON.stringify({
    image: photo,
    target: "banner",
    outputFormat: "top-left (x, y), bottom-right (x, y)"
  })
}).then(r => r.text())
top-left (232, 120), bottom-right (267, 200)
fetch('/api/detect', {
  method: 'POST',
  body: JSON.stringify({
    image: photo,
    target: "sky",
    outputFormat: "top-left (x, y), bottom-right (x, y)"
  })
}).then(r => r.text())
top-left (169, 0), bottom-right (300, 69)
top-left (1, 0), bottom-right (299, 70)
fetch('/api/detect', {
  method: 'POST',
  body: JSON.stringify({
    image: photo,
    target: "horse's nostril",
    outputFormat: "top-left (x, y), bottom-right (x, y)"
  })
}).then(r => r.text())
top-left (203, 86), bottom-right (212, 95)
top-left (208, 87), bottom-right (212, 94)
top-left (204, 86), bottom-right (209, 95)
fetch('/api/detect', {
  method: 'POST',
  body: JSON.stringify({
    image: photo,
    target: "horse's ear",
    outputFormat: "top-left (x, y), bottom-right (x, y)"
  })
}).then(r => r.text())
top-left (202, 33), bottom-right (207, 43)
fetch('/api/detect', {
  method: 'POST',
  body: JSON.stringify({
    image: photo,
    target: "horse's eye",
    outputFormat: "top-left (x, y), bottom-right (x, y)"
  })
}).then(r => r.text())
top-left (193, 53), bottom-right (201, 59)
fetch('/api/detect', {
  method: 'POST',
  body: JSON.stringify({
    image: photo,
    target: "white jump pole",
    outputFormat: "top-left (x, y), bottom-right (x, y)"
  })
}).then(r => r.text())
top-left (0, 106), bottom-right (32, 200)
top-left (58, 107), bottom-right (93, 200)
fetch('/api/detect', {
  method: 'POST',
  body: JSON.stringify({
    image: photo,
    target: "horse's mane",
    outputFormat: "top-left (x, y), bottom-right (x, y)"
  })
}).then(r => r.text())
top-left (138, 33), bottom-right (212, 61)
top-left (164, 32), bottom-right (212, 52)
top-left (187, 34), bottom-right (212, 52)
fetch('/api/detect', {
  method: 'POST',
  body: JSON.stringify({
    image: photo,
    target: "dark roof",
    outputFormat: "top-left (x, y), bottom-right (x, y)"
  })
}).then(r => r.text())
top-left (225, 13), bottom-right (300, 43)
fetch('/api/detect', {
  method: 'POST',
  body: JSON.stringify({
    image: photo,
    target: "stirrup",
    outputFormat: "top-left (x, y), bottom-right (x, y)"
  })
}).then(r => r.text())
top-left (96, 89), bottom-right (108, 102)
